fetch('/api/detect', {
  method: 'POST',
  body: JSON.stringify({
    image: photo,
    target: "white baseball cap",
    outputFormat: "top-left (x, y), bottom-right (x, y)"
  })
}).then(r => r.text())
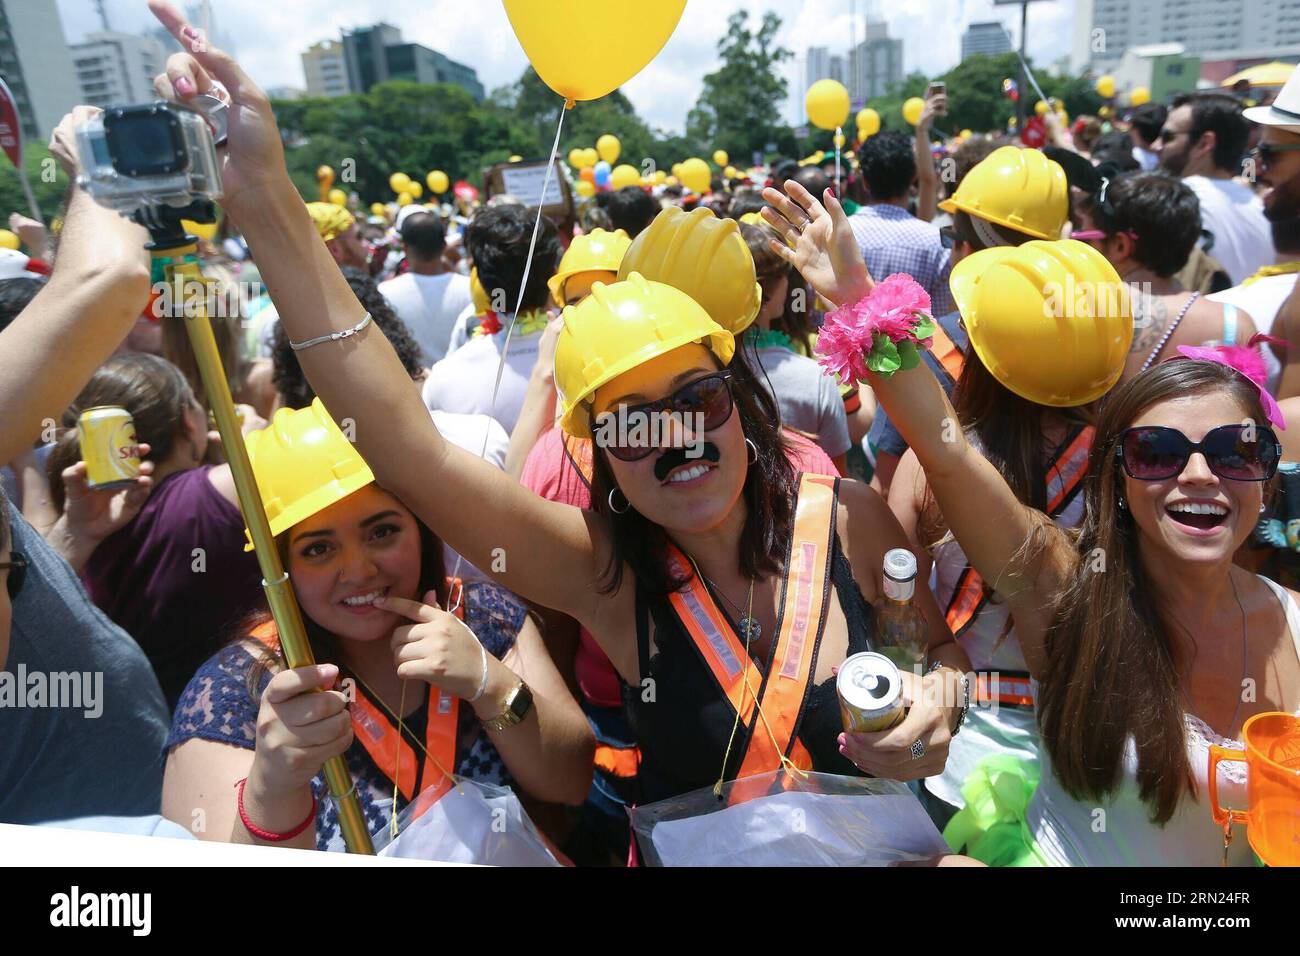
top-left (0, 248), bottom-right (45, 281)
top-left (1244, 70), bottom-right (1300, 131)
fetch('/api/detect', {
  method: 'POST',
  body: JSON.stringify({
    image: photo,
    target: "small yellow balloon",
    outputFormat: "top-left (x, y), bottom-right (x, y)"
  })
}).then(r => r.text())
top-left (960, 128), bottom-right (973, 139)
top-left (568, 149), bottom-right (585, 169)
top-left (597, 134), bottom-right (621, 165)
top-left (575, 180), bottom-right (596, 197)
top-left (679, 157), bottom-right (711, 193)
top-left (833, 131), bottom-right (846, 149)
top-left (503, 0), bottom-right (686, 102)
top-left (370, 202), bottom-right (387, 217)
top-left (1099, 104), bottom-right (1114, 119)
top-left (610, 163), bottom-right (641, 189)
top-left (1130, 86), bottom-right (1151, 106)
top-left (713, 150), bottom-right (728, 167)
top-left (390, 172), bottom-right (411, 194)
top-left (582, 147), bottom-right (599, 168)
top-left (396, 192), bottom-right (413, 207)
top-left (1034, 100), bottom-right (1049, 116)
top-left (902, 97), bottom-right (925, 126)
top-left (406, 181), bottom-right (423, 198)
top-left (316, 165), bottom-right (335, 186)
top-left (856, 108), bottom-right (880, 137)
top-left (671, 163), bottom-right (684, 178)
top-left (328, 188), bottom-right (347, 207)
top-left (1096, 74), bottom-right (1116, 99)
top-left (427, 170), bottom-right (449, 194)
top-left (0, 228), bottom-right (19, 250)
top-left (724, 165), bottom-right (738, 179)
top-left (654, 170), bottom-right (666, 184)
top-left (509, 155), bottom-right (523, 163)
top-left (806, 79), bottom-right (851, 130)
top-left (666, 175), bottom-right (679, 187)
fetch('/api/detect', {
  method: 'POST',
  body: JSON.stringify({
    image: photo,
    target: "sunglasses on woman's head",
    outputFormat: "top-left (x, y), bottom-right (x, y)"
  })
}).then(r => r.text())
top-left (595, 370), bottom-right (735, 462)
top-left (1, 552), bottom-right (27, 600)
top-left (1117, 424), bottom-right (1281, 482)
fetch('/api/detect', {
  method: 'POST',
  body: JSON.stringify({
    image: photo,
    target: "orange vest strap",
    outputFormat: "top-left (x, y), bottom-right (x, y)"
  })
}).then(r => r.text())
top-left (594, 743), bottom-right (641, 778)
top-left (972, 673), bottom-right (1034, 708)
top-left (930, 323), bottom-right (965, 383)
top-left (944, 564), bottom-right (988, 638)
top-left (667, 474), bottom-right (837, 792)
top-left (563, 433), bottom-right (594, 488)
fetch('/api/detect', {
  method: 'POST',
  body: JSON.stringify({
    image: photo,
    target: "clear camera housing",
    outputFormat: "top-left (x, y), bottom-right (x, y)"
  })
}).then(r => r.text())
top-left (75, 102), bottom-right (222, 217)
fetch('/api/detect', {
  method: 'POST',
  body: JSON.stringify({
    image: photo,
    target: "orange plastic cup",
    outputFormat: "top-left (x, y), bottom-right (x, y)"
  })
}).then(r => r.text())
top-left (1209, 712), bottom-right (1300, 867)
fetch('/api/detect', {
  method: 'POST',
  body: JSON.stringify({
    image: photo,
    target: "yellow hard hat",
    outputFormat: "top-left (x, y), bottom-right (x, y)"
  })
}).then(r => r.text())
top-left (305, 202), bottom-right (356, 241)
top-left (938, 146), bottom-right (1068, 241)
top-left (242, 399), bottom-right (374, 550)
top-left (555, 272), bottom-right (734, 438)
top-left (950, 239), bottom-right (1133, 407)
top-left (617, 206), bottom-right (762, 335)
top-left (548, 228), bottom-right (632, 306)
top-left (470, 266), bottom-right (491, 315)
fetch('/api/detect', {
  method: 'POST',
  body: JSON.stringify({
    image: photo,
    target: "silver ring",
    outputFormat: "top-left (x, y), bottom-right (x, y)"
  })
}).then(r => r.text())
top-left (909, 738), bottom-right (925, 761)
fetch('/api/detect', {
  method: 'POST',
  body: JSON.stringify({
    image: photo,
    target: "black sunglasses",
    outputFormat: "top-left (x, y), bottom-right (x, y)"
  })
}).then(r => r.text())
top-left (1117, 424), bottom-right (1281, 482)
top-left (1249, 143), bottom-right (1300, 166)
top-left (1, 551), bottom-right (28, 601)
top-left (593, 370), bottom-right (735, 462)
top-left (1158, 127), bottom-right (1188, 144)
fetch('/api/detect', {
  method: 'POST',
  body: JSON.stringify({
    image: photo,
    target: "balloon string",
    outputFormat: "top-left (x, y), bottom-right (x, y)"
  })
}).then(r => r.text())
top-left (448, 97), bottom-right (568, 585)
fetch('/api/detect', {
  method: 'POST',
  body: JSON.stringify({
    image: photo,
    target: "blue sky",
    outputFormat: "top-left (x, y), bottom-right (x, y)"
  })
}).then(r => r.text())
top-left (56, 0), bottom-right (1077, 133)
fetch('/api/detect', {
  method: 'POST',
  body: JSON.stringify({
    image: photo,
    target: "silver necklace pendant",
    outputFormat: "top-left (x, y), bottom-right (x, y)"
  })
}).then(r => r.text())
top-left (739, 617), bottom-right (762, 643)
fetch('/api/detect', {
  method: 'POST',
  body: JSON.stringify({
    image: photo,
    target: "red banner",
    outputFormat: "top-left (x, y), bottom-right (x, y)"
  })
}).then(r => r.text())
top-left (0, 75), bottom-right (23, 168)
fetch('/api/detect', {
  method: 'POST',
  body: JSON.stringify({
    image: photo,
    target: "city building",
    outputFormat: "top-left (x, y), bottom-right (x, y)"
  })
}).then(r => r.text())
top-left (849, 21), bottom-right (903, 102)
top-left (1112, 42), bottom-right (1201, 103)
top-left (302, 40), bottom-right (351, 97)
top-left (962, 21), bottom-right (1013, 59)
top-left (341, 24), bottom-right (484, 102)
top-left (0, 0), bottom-right (80, 141)
top-left (1074, 0), bottom-right (1300, 71)
top-left (71, 31), bottom-right (166, 109)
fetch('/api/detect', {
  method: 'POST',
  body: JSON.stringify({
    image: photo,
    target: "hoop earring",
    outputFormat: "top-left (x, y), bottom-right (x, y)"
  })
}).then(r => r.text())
top-left (746, 438), bottom-right (758, 464)
top-left (608, 487), bottom-right (630, 514)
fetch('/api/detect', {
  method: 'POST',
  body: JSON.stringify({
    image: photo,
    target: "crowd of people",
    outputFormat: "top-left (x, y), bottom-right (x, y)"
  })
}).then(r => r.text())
top-left (1, 0), bottom-right (1298, 867)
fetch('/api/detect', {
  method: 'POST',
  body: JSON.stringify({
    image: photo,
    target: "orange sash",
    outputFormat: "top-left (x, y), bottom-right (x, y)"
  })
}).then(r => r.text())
top-left (930, 323), bottom-right (965, 383)
top-left (248, 578), bottom-right (465, 804)
top-left (944, 426), bottom-right (1094, 637)
top-left (664, 474), bottom-right (838, 795)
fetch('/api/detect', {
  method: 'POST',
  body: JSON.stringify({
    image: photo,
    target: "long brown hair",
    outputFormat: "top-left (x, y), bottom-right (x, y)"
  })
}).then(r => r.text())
top-left (1040, 359), bottom-right (1267, 824)
top-left (47, 354), bottom-right (196, 512)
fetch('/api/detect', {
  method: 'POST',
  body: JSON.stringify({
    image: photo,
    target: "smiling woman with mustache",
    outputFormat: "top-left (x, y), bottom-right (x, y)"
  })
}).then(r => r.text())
top-left (144, 2), bottom-right (971, 828)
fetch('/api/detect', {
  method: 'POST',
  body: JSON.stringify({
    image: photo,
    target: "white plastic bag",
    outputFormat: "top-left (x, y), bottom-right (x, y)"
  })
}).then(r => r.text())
top-left (374, 778), bottom-right (560, 866)
top-left (629, 771), bottom-right (950, 866)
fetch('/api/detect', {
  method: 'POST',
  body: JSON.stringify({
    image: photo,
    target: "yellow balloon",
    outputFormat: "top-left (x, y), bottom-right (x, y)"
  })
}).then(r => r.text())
top-left (407, 181), bottom-right (423, 198)
top-left (1130, 86), bottom-right (1151, 106)
top-left (654, 170), bottom-right (667, 184)
top-left (713, 150), bottom-right (728, 167)
top-left (181, 219), bottom-right (218, 241)
top-left (679, 157), bottom-right (711, 194)
top-left (856, 108), bottom-right (880, 137)
top-left (611, 163), bottom-right (641, 189)
top-left (1034, 100), bottom-right (1049, 116)
top-left (1096, 74), bottom-right (1116, 99)
top-left (427, 170), bottom-right (449, 194)
top-left (316, 165), bottom-right (335, 186)
top-left (396, 192), bottom-right (413, 207)
top-left (1099, 105), bottom-right (1114, 119)
top-left (582, 148), bottom-right (599, 168)
top-left (724, 165), bottom-right (738, 179)
top-left (666, 175), bottom-right (679, 187)
top-left (597, 134), bottom-right (621, 164)
top-left (575, 180), bottom-right (596, 197)
top-left (568, 148), bottom-right (585, 169)
top-left (328, 188), bottom-right (348, 207)
top-left (960, 128), bottom-right (972, 140)
top-left (833, 132), bottom-right (846, 149)
top-left (672, 163), bottom-right (684, 178)
top-left (370, 202), bottom-right (387, 217)
top-left (389, 172), bottom-right (411, 194)
top-left (806, 79), bottom-right (850, 130)
top-left (503, 0), bottom-right (686, 101)
top-left (0, 228), bottom-right (18, 250)
top-left (509, 155), bottom-right (523, 163)
top-left (902, 97), bottom-right (925, 126)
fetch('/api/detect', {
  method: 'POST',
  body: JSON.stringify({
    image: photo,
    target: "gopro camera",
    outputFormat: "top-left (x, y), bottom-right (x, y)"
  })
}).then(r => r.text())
top-left (75, 101), bottom-right (222, 220)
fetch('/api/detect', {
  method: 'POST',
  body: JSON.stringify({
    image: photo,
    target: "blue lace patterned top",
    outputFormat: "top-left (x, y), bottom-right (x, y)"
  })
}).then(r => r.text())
top-left (165, 581), bottom-right (527, 851)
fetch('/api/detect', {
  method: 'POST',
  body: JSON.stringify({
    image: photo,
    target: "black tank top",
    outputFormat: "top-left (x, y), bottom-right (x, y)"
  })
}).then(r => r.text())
top-left (621, 536), bottom-right (876, 805)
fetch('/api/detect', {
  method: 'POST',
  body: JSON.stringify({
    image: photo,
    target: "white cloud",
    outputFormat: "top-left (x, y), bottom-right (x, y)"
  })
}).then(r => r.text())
top-left (55, 0), bottom-right (1078, 134)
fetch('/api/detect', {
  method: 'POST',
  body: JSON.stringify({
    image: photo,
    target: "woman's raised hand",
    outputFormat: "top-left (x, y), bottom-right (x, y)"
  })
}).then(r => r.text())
top-left (760, 180), bottom-right (873, 309)
top-left (147, 0), bottom-right (286, 207)
top-left (381, 592), bottom-right (492, 700)
top-left (250, 663), bottom-right (353, 798)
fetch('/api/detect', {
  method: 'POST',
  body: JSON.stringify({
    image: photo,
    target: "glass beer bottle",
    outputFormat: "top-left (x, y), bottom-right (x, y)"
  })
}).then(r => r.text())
top-left (876, 548), bottom-right (928, 675)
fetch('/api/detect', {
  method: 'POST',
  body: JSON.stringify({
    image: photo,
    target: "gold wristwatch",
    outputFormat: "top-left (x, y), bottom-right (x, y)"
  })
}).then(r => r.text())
top-left (481, 679), bottom-right (533, 732)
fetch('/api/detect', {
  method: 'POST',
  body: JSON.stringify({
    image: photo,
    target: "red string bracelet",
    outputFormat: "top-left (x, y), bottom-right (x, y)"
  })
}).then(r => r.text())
top-left (235, 777), bottom-right (317, 842)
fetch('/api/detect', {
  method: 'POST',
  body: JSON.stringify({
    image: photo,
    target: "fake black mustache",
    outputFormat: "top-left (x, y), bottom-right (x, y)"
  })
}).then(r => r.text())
top-left (654, 442), bottom-right (722, 482)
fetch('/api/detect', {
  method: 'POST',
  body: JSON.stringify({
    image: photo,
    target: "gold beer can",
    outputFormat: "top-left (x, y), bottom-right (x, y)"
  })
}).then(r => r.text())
top-left (837, 651), bottom-right (906, 733)
top-left (78, 405), bottom-right (141, 489)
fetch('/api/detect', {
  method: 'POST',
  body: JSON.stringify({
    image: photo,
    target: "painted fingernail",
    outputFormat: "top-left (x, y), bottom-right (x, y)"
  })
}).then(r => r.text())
top-left (838, 744), bottom-right (849, 756)
top-left (183, 25), bottom-right (200, 40)
top-left (176, 76), bottom-right (195, 96)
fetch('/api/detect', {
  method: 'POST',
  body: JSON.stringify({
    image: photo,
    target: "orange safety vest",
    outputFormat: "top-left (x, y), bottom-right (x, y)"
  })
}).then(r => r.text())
top-left (562, 432), bottom-right (594, 490)
top-left (930, 323), bottom-right (965, 383)
top-left (663, 473), bottom-right (837, 800)
top-left (248, 578), bottom-right (466, 805)
top-left (943, 426), bottom-right (1093, 706)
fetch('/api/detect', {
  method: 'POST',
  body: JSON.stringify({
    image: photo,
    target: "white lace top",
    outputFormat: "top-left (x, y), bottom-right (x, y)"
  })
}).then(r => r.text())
top-left (1026, 575), bottom-right (1300, 866)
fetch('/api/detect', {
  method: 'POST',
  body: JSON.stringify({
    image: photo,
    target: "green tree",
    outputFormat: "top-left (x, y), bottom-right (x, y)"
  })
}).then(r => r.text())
top-left (0, 142), bottom-right (73, 229)
top-left (686, 10), bottom-right (793, 164)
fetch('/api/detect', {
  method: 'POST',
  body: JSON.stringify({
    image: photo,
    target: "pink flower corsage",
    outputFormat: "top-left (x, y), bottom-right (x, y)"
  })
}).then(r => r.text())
top-left (815, 274), bottom-right (936, 383)
top-left (1175, 334), bottom-right (1287, 430)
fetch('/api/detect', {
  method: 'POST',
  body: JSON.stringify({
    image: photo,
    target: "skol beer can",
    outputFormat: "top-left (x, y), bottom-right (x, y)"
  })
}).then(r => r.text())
top-left (837, 651), bottom-right (906, 733)
top-left (78, 405), bottom-right (141, 489)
